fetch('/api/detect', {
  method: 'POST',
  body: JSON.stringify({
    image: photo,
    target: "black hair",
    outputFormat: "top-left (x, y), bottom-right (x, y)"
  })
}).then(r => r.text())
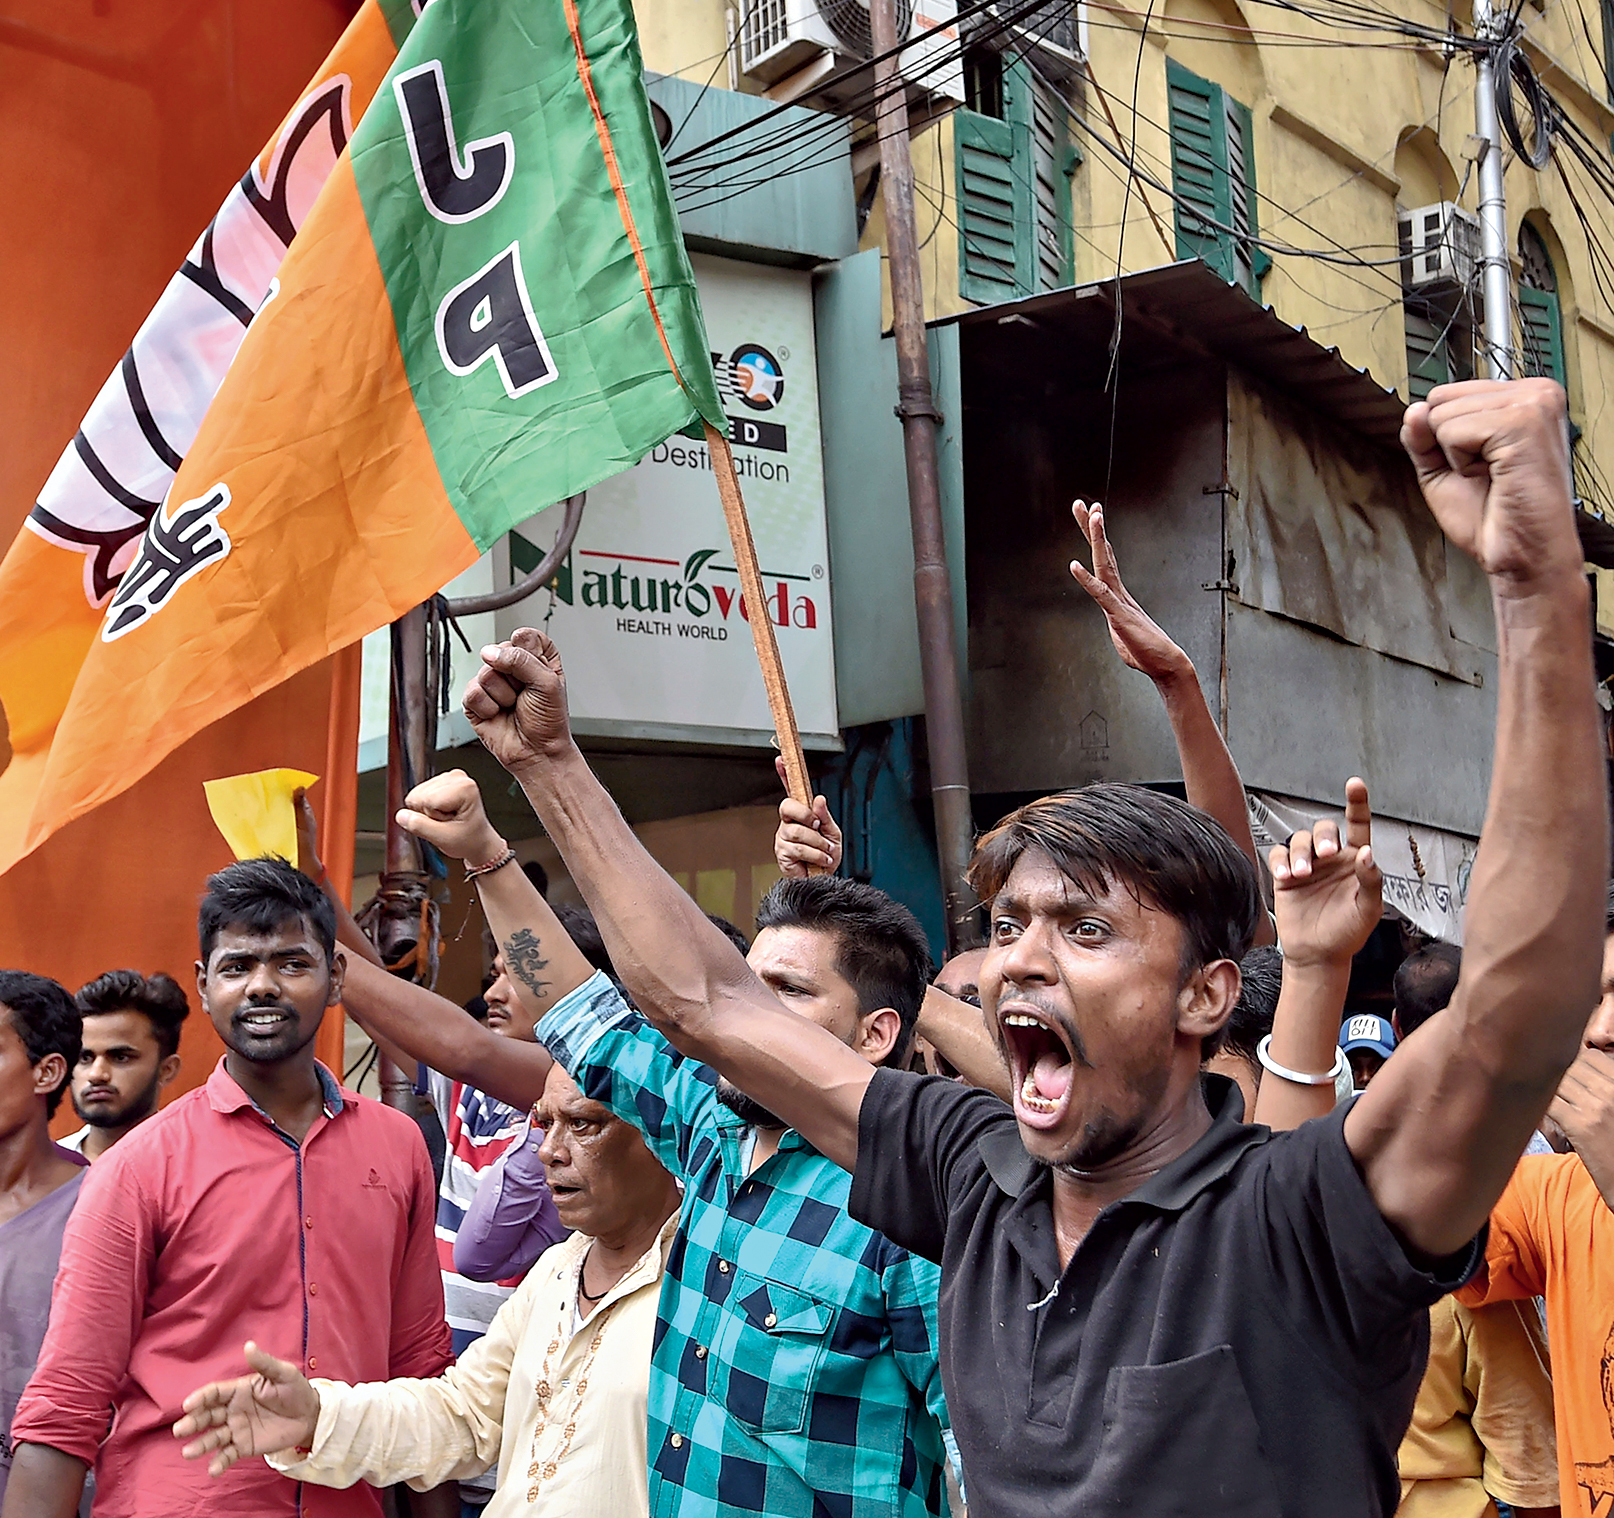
top-left (971, 784), bottom-right (1262, 982)
top-left (1393, 942), bottom-right (1462, 1037)
top-left (553, 903), bottom-right (615, 981)
top-left (198, 857), bottom-right (337, 966)
top-left (0, 970), bottom-right (81, 1119)
top-left (75, 970), bottom-right (192, 1060)
top-left (754, 876), bottom-right (931, 1066)
top-left (706, 915), bottom-right (751, 956)
top-left (1219, 945), bottom-right (1283, 1067)
top-left (522, 859), bottom-right (550, 898)
top-left (1605, 879), bottom-right (1614, 933)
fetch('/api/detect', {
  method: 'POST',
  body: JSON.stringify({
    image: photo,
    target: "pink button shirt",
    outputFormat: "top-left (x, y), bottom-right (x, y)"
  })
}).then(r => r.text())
top-left (12, 1058), bottom-right (453, 1518)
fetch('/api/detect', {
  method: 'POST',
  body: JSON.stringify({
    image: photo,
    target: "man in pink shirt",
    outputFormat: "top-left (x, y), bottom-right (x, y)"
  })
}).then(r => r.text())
top-left (1, 858), bottom-right (455, 1518)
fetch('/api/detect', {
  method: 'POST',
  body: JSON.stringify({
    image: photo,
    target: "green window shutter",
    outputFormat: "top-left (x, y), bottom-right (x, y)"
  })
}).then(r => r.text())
top-left (1519, 286), bottom-right (1566, 386)
top-left (1028, 77), bottom-right (1077, 291)
top-left (1404, 307), bottom-right (1451, 402)
top-left (1167, 59), bottom-right (1234, 284)
top-left (955, 108), bottom-right (1033, 303)
top-left (1167, 60), bottom-right (1266, 294)
top-left (1224, 95), bottom-right (1270, 294)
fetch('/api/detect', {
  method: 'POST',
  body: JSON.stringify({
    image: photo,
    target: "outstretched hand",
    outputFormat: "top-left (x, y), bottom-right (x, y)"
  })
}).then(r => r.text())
top-left (1068, 500), bottom-right (1194, 684)
top-left (774, 758), bottom-right (842, 877)
top-left (173, 1341), bottom-right (320, 1478)
top-left (463, 627), bottom-right (573, 775)
top-left (1400, 379), bottom-right (1580, 595)
top-left (396, 769), bottom-right (506, 866)
top-left (1269, 778), bottom-right (1383, 969)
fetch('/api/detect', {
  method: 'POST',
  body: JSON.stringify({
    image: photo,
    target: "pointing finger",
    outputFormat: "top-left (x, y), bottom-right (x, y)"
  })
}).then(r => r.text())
top-left (1343, 777), bottom-right (1372, 850)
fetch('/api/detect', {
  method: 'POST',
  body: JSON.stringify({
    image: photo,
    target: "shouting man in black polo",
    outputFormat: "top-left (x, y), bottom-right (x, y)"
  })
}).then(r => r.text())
top-left (459, 377), bottom-right (1605, 1517)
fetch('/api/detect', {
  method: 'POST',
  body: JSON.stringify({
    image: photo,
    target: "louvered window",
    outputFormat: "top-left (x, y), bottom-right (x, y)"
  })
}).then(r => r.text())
top-left (1518, 223), bottom-right (1566, 388)
top-left (955, 55), bottom-right (1077, 304)
top-left (1404, 308), bottom-right (1453, 402)
top-left (1166, 60), bottom-right (1267, 296)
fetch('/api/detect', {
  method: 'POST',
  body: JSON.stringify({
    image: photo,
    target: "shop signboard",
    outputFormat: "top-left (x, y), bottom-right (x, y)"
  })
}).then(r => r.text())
top-left (494, 253), bottom-right (838, 745)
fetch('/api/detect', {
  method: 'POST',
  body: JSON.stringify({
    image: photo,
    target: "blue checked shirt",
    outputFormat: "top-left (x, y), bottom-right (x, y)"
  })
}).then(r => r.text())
top-left (541, 973), bottom-right (951, 1518)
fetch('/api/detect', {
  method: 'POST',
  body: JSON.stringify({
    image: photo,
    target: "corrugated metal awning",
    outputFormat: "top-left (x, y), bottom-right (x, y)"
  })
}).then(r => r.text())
top-left (936, 260), bottom-right (1410, 444)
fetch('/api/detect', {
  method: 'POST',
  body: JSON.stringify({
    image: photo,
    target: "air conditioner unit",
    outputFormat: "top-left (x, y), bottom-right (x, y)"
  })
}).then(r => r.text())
top-left (739, 0), bottom-right (964, 114)
top-left (1398, 202), bottom-right (1481, 291)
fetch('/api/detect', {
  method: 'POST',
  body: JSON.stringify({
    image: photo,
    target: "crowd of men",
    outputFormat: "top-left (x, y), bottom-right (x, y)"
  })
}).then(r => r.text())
top-left (0, 378), bottom-right (1611, 1518)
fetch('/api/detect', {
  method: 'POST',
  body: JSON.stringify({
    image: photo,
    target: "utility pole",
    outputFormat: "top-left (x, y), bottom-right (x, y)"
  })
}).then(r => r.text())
top-left (866, 0), bottom-right (978, 953)
top-left (1473, 0), bottom-right (1513, 377)
top-left (371, 604), bottom-right (433, 1113)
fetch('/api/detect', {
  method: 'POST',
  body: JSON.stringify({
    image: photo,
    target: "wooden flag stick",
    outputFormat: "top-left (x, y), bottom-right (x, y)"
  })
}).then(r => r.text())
top-left (704, 421), bottom-right (813, 810)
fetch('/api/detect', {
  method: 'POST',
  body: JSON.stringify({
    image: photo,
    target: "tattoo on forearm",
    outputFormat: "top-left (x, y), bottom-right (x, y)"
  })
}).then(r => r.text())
top-left (505, 928), bottom-right (552, 999)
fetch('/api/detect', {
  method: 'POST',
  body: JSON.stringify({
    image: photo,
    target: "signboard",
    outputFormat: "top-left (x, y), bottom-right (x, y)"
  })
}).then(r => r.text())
top-left (494, 253), bottom-right (839, 745)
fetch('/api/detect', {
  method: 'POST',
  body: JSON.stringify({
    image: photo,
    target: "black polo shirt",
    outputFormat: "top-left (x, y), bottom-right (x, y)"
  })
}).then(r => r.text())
top-left (850, 1069), bottom-right (1481, 1518)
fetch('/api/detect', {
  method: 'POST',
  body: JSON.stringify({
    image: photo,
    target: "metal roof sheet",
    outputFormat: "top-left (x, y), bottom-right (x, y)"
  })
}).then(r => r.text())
top-left (936, 259), bottom-right (1410, 444)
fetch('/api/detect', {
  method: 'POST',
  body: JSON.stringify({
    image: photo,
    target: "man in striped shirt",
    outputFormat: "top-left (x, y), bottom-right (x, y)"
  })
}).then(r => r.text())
top-left (427, 964), bottom-right (545, 1365)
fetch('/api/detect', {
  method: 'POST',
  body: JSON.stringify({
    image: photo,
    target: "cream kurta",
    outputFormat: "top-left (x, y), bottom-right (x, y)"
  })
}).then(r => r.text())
top-left (270, 1216), bottom-right (675, 1518)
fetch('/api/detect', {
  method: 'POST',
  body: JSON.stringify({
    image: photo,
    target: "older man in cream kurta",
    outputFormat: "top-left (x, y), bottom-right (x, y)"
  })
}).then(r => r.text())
top-left (173, 1064), bottom-right (682, 1518)
top-left (274, 1217), bottom-right (676, 1515)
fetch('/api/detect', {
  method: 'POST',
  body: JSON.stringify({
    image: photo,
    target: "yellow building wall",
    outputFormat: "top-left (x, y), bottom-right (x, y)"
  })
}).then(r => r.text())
top-left (635, 0), bottom-right (1614, 480)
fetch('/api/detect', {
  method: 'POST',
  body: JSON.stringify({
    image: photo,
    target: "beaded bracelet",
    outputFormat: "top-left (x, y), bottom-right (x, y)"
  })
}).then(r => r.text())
top-left (1256, 1035), bottom-right (1349, 1087)
top-left (464, 847), bottom-right (517, 881)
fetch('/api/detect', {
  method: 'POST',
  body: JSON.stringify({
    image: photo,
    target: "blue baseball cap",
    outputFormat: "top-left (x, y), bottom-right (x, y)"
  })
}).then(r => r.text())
top-left (1339, 1014), bottom-right (1396, 1061)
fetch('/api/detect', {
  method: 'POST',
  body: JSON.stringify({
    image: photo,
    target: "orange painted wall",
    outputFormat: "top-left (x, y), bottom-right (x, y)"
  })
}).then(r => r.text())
top-left (0, 0), bottom-right (363, 1120)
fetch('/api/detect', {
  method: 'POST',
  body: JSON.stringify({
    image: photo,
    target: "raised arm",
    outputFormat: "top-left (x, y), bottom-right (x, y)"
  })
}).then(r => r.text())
top-left (392, 769), bottom-right (595, 1024)
top-left (1069, 500), bottom-right (1274, 947)
top-left (1346, 379), bottom-right (1608, 1257)
top-left (1252, 779), bottom-right (1382, 1130)
top-left (341, 959), bottom-right (551, 1111)
top-left (334, 770), bottom-right (605, 1110)
top-left (462, 630), bottom-right (875, 1173)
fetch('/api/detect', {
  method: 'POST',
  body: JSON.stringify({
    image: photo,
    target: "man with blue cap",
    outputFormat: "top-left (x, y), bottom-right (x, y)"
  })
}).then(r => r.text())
top-left (1340, 1013), bottom-right (1397, 1092)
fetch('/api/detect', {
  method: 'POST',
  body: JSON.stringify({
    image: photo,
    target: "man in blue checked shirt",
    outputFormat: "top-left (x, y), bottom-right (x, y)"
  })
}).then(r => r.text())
top-left (539, 875), bottom-right (951, 1518)
top-left (448, 655), bottom-right (952, 1518)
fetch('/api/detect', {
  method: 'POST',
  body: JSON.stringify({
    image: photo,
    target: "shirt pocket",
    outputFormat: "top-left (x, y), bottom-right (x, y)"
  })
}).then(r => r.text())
top-left (722, 1272), bottom-right (834, 1436)
top-left (1086, 1345), bottom-right (1282, 1517)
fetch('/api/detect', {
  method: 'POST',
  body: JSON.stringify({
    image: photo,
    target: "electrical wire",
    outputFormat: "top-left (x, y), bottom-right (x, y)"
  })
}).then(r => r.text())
top-left (1104, 0), bottom-right (1160, 502)
top-left (1492, 26), bottom-right (1557, 167)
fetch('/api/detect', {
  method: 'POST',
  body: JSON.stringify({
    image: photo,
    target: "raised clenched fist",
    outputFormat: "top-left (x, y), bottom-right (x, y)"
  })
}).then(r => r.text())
top-left (462, 626), bottom-right (574, 776)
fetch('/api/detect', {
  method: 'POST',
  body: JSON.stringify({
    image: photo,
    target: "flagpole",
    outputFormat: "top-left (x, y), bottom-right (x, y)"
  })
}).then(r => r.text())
top-left (702, 422), bottom-right (817, 822)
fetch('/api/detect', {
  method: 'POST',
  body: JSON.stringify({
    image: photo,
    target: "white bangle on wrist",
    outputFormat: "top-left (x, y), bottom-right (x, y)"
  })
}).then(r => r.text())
top-left (1256, 1035), bottom-right (1349, 1087)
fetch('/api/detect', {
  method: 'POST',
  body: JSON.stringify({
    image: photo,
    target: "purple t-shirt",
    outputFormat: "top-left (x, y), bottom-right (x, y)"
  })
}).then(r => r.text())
top-left (0, 1153), bottom-right (87, 1503)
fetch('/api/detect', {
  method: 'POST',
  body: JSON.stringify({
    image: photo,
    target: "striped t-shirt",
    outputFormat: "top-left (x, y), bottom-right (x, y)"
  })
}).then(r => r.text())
top-left (429, 1076), bottom-right (526, 1498)
top-left (430, 1075), bottom-right (528, 1345)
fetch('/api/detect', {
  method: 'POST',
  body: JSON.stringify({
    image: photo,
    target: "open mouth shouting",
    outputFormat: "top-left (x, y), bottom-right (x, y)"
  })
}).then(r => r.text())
top-left (548, 1174), bottom-right (588, 1219)
top-left (999, 1005), bottom-right (1080, 1131)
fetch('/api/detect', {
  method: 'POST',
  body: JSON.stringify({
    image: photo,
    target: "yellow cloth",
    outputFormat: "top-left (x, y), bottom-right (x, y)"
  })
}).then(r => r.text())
top-left (271, 1216), bottom-right (675, 1518)
top-left (202, 768), bottom-right (318, 862)
top-left (1396, 1295), bottom-right (1559, 1518)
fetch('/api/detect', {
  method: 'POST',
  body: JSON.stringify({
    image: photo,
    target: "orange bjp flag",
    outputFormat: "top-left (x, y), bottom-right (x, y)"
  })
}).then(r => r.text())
top-left (0, 0), bottom-right (722, 879)
top-left (0, 0), bottom-right (422, 875)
